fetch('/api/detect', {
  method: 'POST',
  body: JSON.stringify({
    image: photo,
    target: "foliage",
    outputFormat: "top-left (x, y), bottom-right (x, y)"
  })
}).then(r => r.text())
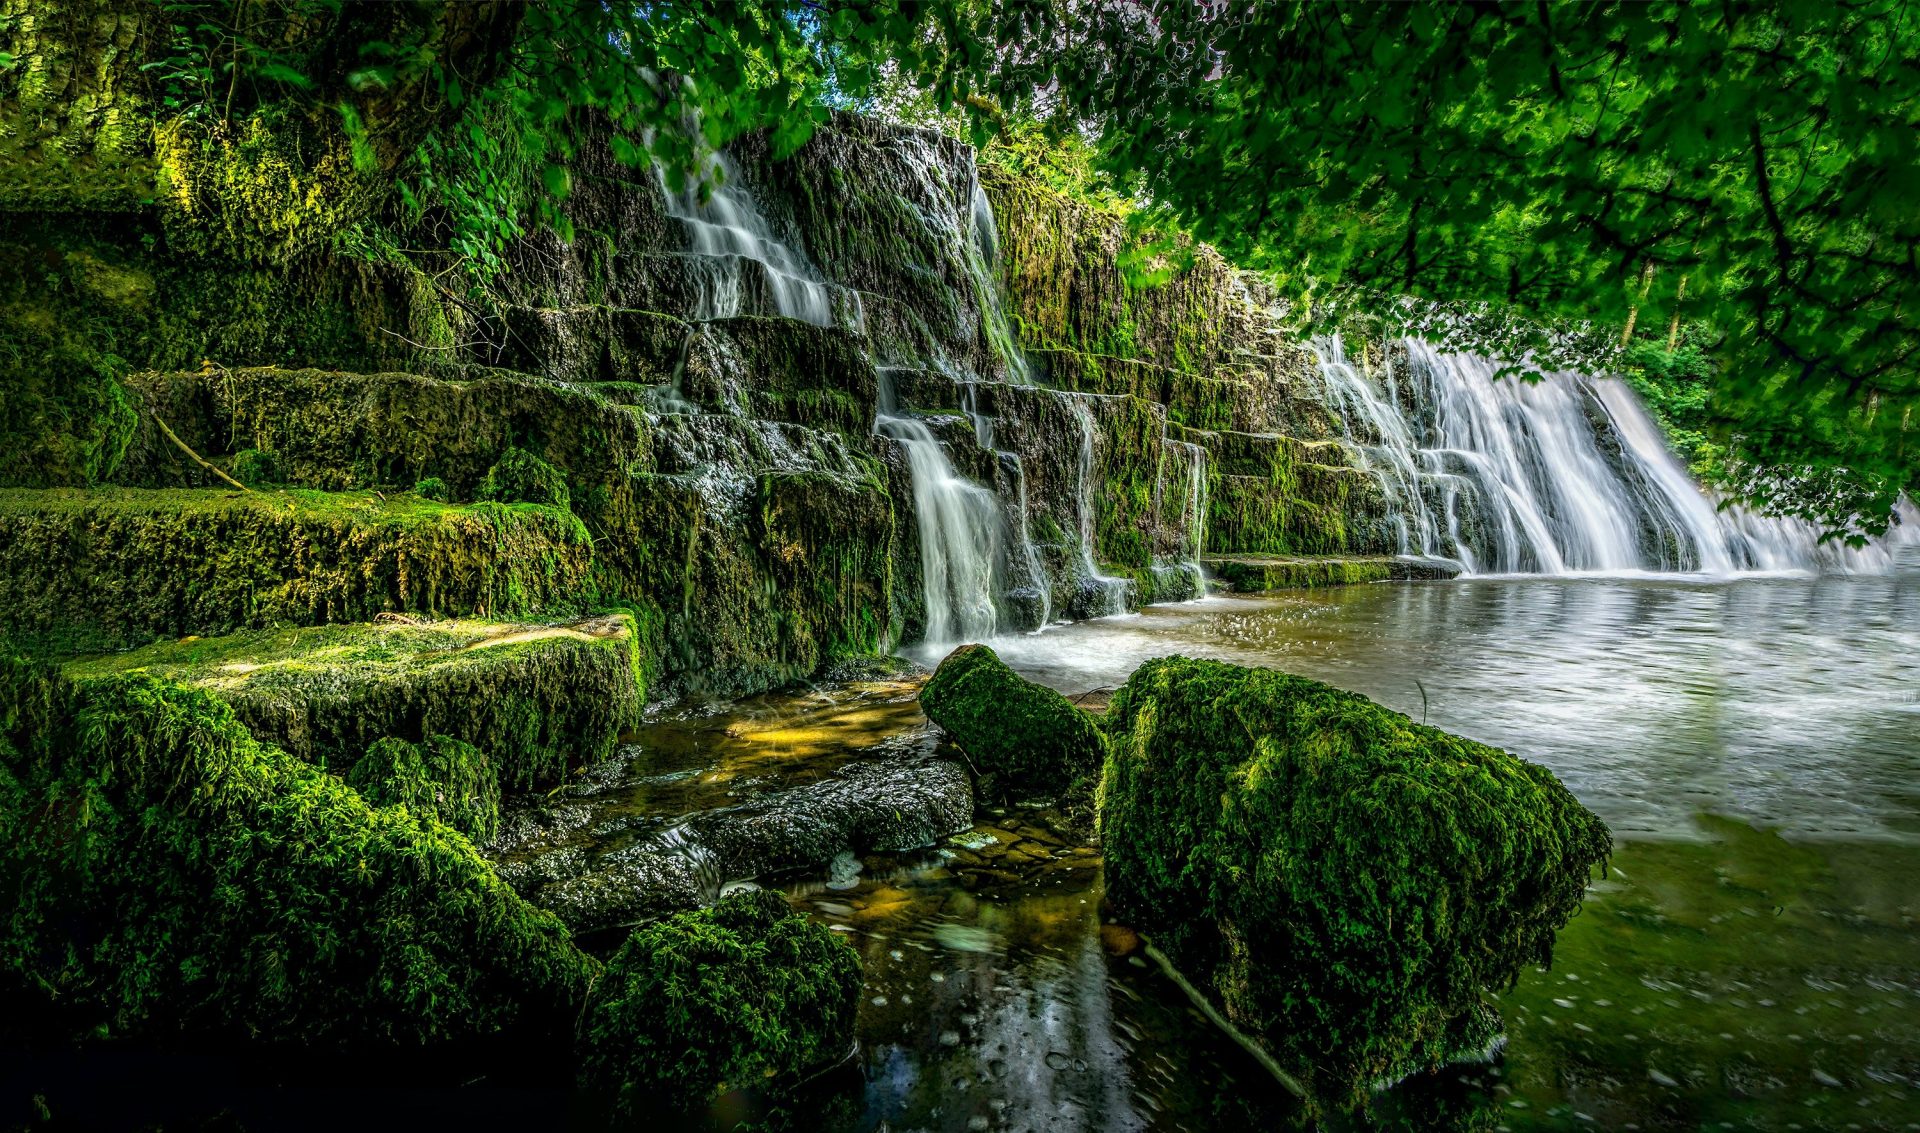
top-left (1621, 324), bottom-right (1726, 482)
top-left (949, 1), bottom-right (1920, 536)
top-left (0, 656), bottom-right (596, 1045)
top-left (577, 888), bottom-right (861, 1115)
top-left (413, 476), bottom-right (450, 502)
top-left (1100, 656), bottom-right (1611, 1110)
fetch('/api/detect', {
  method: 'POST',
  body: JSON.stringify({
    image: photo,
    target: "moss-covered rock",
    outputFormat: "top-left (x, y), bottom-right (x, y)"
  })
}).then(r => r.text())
top-left (347, 734), bottom-right (500, 844)
top-left (919, 644), bottom-right (1105, 814)
top-left (1100, 656), bottom-right (1612, 1107)
top-left (479, 447), bottom-right (571, 511)
top-left (576, 888), bottom-right (860, 1115)
top-left (64, 616), bottom-right (643, 792)
top-left (117, 367), bottom-right (651, 501)
top-left (0, 488), bottom-right (592, 654)
top-left (0, 656), bottom-right (597, 1045)
top-left (1203, 554), bottom-right (1458, 592)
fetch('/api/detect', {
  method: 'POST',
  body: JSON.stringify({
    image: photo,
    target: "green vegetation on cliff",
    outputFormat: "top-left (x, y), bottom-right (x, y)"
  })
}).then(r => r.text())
top-left (1100, 656), bottom-right (1612, 1107)
top-left (0, 488), bottom-right (591, 655)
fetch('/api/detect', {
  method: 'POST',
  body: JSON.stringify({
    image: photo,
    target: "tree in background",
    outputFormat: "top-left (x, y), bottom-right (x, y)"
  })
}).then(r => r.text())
top-left (943, 0), bottom-right (1919, 538)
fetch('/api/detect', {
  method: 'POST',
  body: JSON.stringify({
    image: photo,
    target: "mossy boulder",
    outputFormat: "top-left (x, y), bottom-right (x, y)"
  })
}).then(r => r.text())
top-left (479, 447), bottom-right (571, 511)
top-left (920, 644), bottom-right (1105, 813)
top-left (0, 488), bottom-right (592, 654)
top-left (577, 888), bottom-right (861, 1115)
top-left (0, 657), bottom-right (596, 1046)
top-left (63, 616), bottom-right (645, 793)
top-left (1100, 656), bottom-right (1612, 1107)
top-left (345, 734), bottom-right (500, 845)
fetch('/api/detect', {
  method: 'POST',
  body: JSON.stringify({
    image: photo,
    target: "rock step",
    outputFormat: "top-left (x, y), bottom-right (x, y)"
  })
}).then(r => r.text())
top-left (0, 487), bottom-right (591, 654)
top-left (120, 366), bottom-right (652, 497)
top-left (64, 614), bottom-right (644, 793)
top-left (1203, 554), bottom-right (1460, 592)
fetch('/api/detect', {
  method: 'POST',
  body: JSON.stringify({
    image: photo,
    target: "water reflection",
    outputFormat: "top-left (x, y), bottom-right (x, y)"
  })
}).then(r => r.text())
top-left (981, 571), bottom-right (1920, 841)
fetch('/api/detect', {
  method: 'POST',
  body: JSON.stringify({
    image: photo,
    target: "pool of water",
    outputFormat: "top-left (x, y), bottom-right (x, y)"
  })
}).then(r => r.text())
top-left (821, 572), bottom-right (1920, 1130)
top-left (12, 572), bottom-right (1917, 1131)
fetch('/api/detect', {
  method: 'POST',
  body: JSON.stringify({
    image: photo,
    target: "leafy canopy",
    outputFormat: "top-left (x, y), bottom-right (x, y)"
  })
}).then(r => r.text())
top-left (935, 0), bottom-right (1919, 535)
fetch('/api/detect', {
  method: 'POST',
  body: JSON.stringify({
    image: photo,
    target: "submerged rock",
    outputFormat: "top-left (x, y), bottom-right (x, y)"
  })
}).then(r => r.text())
top-left (577, 888), bottom-right (860, 1115)
top-left (920, 644), bottom-right (1105, 818)
top-left (505, 755), bottom-right (971, 934)
top-left (1100, 656), bottom-right (1611, 1107)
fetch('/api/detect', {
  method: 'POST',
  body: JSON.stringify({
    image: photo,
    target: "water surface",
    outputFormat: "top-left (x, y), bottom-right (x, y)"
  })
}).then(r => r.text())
top-left (840, 571), bottom-right (1920, 1130)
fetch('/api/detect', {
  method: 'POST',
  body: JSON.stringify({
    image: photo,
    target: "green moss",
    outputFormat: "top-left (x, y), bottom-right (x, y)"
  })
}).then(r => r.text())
top-left (347, 734), bottom-right (499, 845)
top-left (1206, 555), bottom-right (1395, 592)
top-left (0, 656), bottom-right (597, 1045)
top-left (752, 462), bottom-right (900, 673)
top-left (64, 615), bottom-right (643, 792)
top-left (0, 487), bottom-right (593, 654)
top-left (413, 476), bottom-right (451, 502)
top-left (577, 888), bottom-right (861, 1115)
top-left (1100, 657), bottom-right (1612, 1109)
top-left (229, 447), bottom-right (281, 486)
top-left (919, 644), bottom-right (1105, 819)
top-left (480, 447), bottom-right (570, 511)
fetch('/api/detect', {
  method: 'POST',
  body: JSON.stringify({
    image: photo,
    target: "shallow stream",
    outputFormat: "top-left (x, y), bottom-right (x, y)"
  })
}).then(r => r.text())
top-left (704, 569), bottom-right (1920, 1130)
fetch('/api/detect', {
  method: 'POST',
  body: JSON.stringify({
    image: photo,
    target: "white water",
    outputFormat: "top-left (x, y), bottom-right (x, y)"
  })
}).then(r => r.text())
top-left (1318, 337), bottom-right (1918, 577)
top-left (659, 152), bottom-right (838, 326)
top-left (877, 415), bottom-right (1007, 645)
top-left (1066, 394), bottom-right (1132, 615)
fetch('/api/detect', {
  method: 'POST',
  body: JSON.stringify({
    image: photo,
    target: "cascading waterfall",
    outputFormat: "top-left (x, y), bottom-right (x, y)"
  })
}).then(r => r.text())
top-left (1318, 335), bottom-right (1918, 576)
top-left (1066, 394), bottom-right (1132, 615)
top-left (658, 151), bottom-right (838, 326)
top-left (877, 414), bottom-right (1007, 644)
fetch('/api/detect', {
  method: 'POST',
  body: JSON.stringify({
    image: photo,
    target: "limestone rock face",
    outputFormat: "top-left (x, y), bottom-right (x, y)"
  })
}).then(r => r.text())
top-left (920, 644), bottom-right (1105, 815)
top-left (1100, 656), bottom-right (1612, 1105)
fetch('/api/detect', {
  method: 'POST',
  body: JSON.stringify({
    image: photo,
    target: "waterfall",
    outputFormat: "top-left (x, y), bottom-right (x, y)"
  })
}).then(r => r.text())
top-left (877, 414), bottom-right (1007, 645)
top-left (1317, 336), bottom-right (1917, 576)
top-left (1066, 394), bottom-right (1132, 614)
top-left (968, 178), bottom-right (1032, 384)
top-left (1174, 438), bottom-right (1209, 596)
top-left (659, 152), bottom-right (837, 326)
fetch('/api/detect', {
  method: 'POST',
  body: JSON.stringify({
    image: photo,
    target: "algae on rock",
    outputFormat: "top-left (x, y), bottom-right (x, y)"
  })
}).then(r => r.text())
top-left (0, 657), bottom-right (596, 1046)
top-left (920, 644), bottom-right (1105, 821)
top-left (1100, 655), bottom-right (1612, 1108)
top-left (577, 888), bottom-right (861, 1115)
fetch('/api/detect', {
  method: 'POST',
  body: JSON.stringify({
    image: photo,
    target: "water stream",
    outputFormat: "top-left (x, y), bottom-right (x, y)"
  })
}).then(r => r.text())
top-left (658, 151), bottom-right (839, 326)
top-left (549, 561), bottom-right (1920, 1130)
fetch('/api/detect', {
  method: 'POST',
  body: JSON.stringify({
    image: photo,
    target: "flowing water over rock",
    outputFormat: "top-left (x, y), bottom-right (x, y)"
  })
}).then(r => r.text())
top-left (1318, 337), bottom-right (1917, 576)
